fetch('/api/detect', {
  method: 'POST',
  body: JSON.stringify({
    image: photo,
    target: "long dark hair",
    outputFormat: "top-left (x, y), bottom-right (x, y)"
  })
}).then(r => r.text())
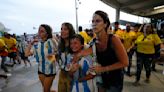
top-left (140, 23), bottom-right (155, 34)
top-left (59, 22), bottom-right (75, 53)
top-left (40, 24), bottom-right (53, 39)
top-left (94, 10), bottom-right (110, 31)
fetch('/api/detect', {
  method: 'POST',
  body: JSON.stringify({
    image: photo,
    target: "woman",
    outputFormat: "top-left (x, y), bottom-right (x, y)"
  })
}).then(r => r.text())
top-left (134, 23), bottom-right (161, 86)
top-left (58, 22), bottom-right (75, 92)
top-left (89, 10), bottom-right (128, 92)
top-left (25, 24), bottom-right (57, 92)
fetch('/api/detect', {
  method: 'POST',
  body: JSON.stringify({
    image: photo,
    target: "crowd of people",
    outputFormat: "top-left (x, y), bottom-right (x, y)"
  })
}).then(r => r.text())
top-left (0, 10), bottom-right (164, 92)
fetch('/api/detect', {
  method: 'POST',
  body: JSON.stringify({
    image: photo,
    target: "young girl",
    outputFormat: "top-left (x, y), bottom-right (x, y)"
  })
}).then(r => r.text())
top-left (68, 34), bottom-right (96, 92)
top-left (25, 24), bottom-right (57, 92)
top-left (57, 22), bottom-right (75, 92)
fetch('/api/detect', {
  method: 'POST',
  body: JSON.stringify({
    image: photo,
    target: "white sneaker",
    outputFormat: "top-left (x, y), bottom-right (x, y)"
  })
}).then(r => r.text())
top-left (6, 73), bottom-right (12, 76)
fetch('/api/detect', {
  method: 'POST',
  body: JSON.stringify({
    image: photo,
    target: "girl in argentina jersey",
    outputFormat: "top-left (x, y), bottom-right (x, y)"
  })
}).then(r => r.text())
top-left (25, 24), bottom-right (57, 92)
top-left (67, 34), bottom-right (96, 92)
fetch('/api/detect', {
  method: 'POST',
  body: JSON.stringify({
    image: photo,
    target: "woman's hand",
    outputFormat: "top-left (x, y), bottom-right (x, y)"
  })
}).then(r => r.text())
top-left (72, 54), bottom-right (81, 63)
top-left (47, 54), bottom-right (56, 62)
top-left (90, 65), bottom-right (106, 73)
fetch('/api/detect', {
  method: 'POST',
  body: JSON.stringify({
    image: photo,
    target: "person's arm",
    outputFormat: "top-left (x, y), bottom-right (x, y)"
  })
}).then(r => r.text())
top-left (71, 47), bottom-right (93, 63)
top-left (78, 74), bottom-right (95, 82)
top-left (91, 35), bottom-right (128, 73)
top-left (68, 63), bottom-right (80, 77)
top-left (25, 43), bottom-right (34, 57)
top-left (79, 47), bottom-right (93, 57)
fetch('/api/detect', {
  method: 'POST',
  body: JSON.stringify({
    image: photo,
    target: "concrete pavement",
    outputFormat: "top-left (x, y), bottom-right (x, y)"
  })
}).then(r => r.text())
top-left (0, 57), bottom-right (164, 92)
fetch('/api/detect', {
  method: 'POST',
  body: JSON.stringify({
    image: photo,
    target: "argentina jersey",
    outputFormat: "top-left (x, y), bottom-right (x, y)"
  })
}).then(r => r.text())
top-left (71, 56), bottom-right (97, 92)
top-left (33, 39), bottom-right (56, 75)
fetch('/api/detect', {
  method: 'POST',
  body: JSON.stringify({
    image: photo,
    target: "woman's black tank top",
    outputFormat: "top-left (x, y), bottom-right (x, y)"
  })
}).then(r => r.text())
top-left (96, 34), bottom-right (124, 88)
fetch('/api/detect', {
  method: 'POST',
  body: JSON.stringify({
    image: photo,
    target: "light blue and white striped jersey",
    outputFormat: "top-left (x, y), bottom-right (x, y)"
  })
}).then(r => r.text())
top-left (32, 39), bottom-right (57, 75)
top-left (67, 55), bottom-right (97, 92)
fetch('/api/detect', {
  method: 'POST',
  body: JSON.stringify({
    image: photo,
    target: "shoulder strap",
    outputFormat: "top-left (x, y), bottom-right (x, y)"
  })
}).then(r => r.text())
top-left (108, 34), bottom-right (113, 47)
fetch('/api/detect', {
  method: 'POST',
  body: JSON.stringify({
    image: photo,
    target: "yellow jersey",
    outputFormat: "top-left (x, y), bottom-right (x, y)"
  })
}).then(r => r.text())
top-left (0, 38), bottom-right (6, 48)
top-left (135, 33), bottom-right (161, 54)
top-left (115, 29), bottom-right (125, 40)
top-left (0, 38), bottom-right (8, 56)
top-left (123, 31), bottom-right (137, 50)
top-left (79, 31), bottom-right (90, 44)
top-left (2, 37), bottom-right (17, 52)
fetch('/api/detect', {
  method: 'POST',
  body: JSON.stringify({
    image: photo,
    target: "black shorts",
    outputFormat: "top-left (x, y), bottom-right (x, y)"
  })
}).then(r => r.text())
top-left (38, 71), bottom-right (56, 77)
top-left (20, 52), bottom-right (28, 60)
top-left (8, 52), bottom-right (17, 58)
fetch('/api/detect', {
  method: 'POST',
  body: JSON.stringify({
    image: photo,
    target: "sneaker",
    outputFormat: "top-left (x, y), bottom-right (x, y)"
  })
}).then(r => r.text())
top-left (1, 66), bottom-right (9, 73)
top-left (0, 74), bottom-right (7, 79)
top-left (6, 73), bottom-right (12, 77)
top-left (125, 72), bottom-right (132, 77)
top-left (0, 88), bottom-right (2, 91)
top-left (133, 81), bottom-right (140, 86)
top-left (145, 79), bottom-right (150, 83)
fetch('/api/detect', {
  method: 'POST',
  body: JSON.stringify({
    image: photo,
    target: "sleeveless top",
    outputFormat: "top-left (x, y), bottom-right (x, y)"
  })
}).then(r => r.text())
top-left (96, 34), bottom-right (123, 88)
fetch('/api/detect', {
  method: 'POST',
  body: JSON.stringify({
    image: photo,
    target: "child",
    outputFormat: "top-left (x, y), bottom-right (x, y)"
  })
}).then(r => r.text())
top-left (67, 34), bottom-right (96, 92)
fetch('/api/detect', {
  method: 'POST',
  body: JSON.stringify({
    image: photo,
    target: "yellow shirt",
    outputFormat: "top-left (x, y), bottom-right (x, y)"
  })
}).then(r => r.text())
top-left (87, 33), bottom-right (97, 43)
top-left (115, 29), bottom-right (125, 40)
top-left (2, 37), bottom-right (17, 52)
top-left (0, 38), bottom-right (8, 56)
top-left (135, 34), bottom-right (161, 54)
top-left (79, 31), bottom-right (90, 44)
top-left (136, 31), bottom-right (142, 38)
top-left (123, 31), bottom-right (137, 50)
top-left (0, 38), bottom-right (6, 48)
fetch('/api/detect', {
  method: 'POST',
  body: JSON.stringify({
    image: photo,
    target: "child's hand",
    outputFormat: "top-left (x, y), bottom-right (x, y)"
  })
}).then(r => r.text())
top-left (72, 54), bottom-right (81, 64)
top-left (70, 63), bottom-right (79, 72)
